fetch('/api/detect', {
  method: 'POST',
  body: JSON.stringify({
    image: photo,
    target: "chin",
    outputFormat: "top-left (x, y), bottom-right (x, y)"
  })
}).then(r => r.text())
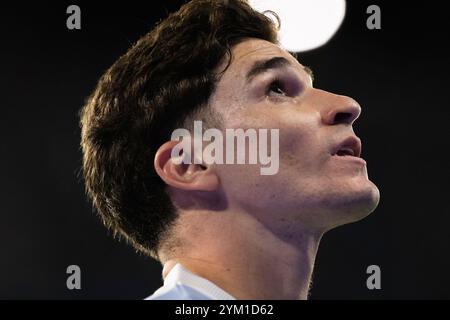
top-left (320, 180), bottom-right (380, 229)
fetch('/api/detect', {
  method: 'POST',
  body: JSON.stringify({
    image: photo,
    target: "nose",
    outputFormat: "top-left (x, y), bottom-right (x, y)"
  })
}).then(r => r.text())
top-left (321, 93), bottom-right (361, 126)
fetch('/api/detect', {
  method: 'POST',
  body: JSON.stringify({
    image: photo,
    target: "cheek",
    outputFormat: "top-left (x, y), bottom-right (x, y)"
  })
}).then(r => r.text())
top-left (277, 116), bottom-right (324, 172)
top-left (214, 138), bottom-right (323, 209)
top-left (215, 105), bottom-right (324, 197)
top-left (215, 162), bottom-right (269, 206)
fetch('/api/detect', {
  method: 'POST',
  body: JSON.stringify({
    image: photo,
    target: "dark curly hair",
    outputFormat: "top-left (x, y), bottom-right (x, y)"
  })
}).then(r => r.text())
top-left (79, 0), bottom-right (278, 260)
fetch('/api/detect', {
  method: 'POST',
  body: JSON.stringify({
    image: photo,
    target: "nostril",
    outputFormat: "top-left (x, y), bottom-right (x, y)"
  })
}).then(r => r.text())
top-left (333, 112), bottom-right (353, 124)
top-left (321, 95), bottom-right (361, 126)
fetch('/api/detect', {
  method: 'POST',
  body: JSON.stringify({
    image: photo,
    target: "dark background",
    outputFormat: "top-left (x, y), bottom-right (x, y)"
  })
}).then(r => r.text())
top-left (1, 0), bottom-right (449, 299)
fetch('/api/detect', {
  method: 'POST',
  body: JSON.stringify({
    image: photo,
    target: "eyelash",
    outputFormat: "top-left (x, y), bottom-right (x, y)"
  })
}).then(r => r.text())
top-left (266, 79), bottom-right (287, 97)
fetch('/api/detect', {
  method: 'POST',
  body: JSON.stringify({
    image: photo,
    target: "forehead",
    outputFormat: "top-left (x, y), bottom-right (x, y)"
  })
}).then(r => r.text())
top-left (229, 38), bottom-right (300, 69)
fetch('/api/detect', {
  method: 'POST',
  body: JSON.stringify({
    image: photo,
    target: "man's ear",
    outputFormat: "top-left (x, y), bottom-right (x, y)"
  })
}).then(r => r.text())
top-left (154, 140), bottom-right (219, 191)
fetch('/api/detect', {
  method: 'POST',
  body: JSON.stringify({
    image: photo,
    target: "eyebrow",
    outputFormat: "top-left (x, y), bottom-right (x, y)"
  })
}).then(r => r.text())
top-left (245, 56), bottom-right (314, 84)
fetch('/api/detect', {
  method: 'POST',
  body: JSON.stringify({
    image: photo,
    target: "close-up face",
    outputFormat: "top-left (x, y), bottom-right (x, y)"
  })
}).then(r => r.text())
top-left (3, 0), bottom-right (449, 302)
top-left (209, 38), bottom-right (380, 233)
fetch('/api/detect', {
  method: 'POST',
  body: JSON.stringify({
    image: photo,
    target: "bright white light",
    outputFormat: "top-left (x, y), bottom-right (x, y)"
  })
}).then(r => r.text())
top-left (249, 0), bottom-right (346, 52)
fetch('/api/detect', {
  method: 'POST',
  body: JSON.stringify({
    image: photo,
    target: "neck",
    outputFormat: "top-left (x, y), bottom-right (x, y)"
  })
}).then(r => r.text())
top-left (161, 210), bottom-right (324, 299)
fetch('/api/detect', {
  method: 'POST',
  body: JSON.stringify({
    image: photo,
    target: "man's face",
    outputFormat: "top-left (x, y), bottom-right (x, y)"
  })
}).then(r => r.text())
top-left (208, 38), bottom-right (380, 233)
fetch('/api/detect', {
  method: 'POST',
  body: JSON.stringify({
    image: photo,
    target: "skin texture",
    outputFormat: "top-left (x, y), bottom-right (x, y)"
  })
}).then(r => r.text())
top-left (154, 38), bottom-right (380, 299)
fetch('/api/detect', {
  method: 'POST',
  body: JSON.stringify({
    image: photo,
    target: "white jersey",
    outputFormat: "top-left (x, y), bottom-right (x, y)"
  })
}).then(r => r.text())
top-left (146, 263), bottom-right (236, 300)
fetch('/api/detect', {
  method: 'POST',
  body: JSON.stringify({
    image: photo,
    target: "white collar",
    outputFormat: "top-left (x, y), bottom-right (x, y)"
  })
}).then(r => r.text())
top-left (164, 263), bottom-right (236, 300)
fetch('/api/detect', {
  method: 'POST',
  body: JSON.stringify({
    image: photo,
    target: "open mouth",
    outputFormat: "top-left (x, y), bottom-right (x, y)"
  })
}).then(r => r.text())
top-left (336, 148), bottom-right (356, 157)
top-left (332, 136), bottom-right (362, 158)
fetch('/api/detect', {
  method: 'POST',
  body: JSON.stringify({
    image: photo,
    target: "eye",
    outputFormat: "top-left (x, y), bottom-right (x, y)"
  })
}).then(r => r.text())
top-left (267, 80), bottom-right (287, 96)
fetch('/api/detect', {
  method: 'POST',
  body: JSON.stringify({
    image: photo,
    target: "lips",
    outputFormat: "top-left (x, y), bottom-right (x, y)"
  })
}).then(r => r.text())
top-left (332, 136), bottom-right (362, 158)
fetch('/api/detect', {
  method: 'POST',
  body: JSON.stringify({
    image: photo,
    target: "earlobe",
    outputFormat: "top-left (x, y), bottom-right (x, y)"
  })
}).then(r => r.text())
top-left (154, 141), bottom-right (219, 191)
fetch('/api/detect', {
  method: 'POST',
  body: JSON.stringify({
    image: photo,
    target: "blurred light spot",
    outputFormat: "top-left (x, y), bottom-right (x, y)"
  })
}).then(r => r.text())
top-left (249, 0), bottom-right (346, 52)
